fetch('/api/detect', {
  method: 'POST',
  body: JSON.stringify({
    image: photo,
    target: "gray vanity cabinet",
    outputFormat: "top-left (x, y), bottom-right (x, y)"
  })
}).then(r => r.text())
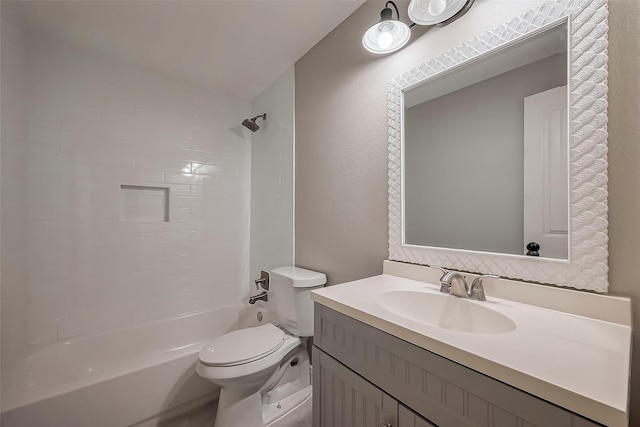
top-left (312, 303), bottom-right (602, 427)
top-left (399, 405), bottom-right (438, 427)
top-left (312, 347), bottom-right (399, 427)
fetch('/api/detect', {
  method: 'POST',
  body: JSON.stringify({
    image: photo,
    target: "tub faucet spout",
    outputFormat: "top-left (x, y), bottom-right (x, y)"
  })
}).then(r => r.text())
top-left (248, 291), bottom-right (268, 304)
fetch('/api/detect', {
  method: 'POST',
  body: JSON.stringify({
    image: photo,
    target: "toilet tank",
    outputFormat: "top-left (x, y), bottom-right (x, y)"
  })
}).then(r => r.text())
top-left (270, 266), bottom-right (326, 337)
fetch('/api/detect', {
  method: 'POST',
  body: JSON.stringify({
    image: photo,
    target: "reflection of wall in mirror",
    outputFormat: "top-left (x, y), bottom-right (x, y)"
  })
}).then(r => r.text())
top-left (404, 52), bottom-right (566, 256)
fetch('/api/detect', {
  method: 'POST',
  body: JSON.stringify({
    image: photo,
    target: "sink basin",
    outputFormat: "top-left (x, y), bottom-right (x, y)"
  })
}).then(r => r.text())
top-left (375, 290), bottom-right (516, 334)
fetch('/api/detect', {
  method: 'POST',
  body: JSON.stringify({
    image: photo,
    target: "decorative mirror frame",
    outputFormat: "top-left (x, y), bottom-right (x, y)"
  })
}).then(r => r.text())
top-left (388, 0), bottom-right (609, 292)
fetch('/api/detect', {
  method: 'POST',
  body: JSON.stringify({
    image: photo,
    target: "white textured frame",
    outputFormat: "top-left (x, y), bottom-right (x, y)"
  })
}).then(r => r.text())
top-left (388, 0), bottom-right (609, 292)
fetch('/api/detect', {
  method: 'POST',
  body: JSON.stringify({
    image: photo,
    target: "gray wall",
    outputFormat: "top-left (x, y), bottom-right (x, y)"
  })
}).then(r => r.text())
top-left (607, 1), bottom-right (640, 425)
top-left (295, 0), bottom-right (640, 423)
top-left (404, 53), bottom-right (566, 255)
top-left (295, 0), bottom-right (545, 285)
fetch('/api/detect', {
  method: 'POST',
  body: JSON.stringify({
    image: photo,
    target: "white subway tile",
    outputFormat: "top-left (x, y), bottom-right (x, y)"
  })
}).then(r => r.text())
top-left (136, 169), bottom-right (165, 183)
top-left (27, 320), bottom-right (58, 346)
top-left (169, 184), bottom-right (190, 196)
top-left (27, 125), bottom-right (66, 146)
top-left (171, 196), bottom-right (198, 208)
top-left (190, 208), bottom-right (203, 220)
top-left (164, 298), bottom-right (191, 318)
top-left (64, 102), bottom-right (101, 122)
top-left (164, 172), bottom-right (205, 185)
top-left (191, 163), bottom-right (224, 176)
top-left (57, 307), bottom-right (100, 340)
top-left (101, 82), bottom-right (137, 102)
top-left (132, 157), bottom-right (191, 174)
top-left (26, 262), bottom-right (61, 283)
top-left (102, 95), bottom-right (136, 116)
top-left (190, 185), bottom-right (204, 197)
top-left (132, 295), bottom-right (166, 324)
top-left (118, 221), bottom-right (161, 234)
top-left (28, 278), bottom-right (65, 299)
top-left (62, 86), bottom-right (102, 110)
top-left (28, 107), bottom-right (64, 131)
top-left (19, 46), bottom-right (252, 345)
top-left (187, 149), bottom-right (216, 164)
top-left (28, 141), bottom-right (60, 160)
top-left (99, 121), bottom-right (136, 142)
top-left (187, 220), bottom-right (204, 233)
top-left (162, 220), bottom-right (189, 232)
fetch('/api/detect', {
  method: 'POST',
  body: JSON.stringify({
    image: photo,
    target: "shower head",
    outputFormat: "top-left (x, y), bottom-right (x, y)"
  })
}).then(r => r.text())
top-left (242, 118), bottom-right (260, 132)
top-left (242, 113), bottom-right (267, 133)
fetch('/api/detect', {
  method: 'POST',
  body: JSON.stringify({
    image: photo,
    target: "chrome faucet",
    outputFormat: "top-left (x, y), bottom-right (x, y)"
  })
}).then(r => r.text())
top-left (435, 266), bottom-right (499, 301)
top-left (439, 270), bottom-right (470, 298)
top-left (468, 274), bottom-right (499, 301)
top-left (430, 266), bottom-right (451, 293)
top-left (248, 291), bottom-right (268, 304)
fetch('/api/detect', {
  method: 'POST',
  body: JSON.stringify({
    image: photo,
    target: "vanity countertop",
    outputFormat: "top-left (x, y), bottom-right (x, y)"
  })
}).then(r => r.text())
top-left (311, 272), bottom-right (632, 427)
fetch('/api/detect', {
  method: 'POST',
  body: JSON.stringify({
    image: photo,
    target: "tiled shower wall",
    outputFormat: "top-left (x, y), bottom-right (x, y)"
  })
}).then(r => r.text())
top-left (13, 42), bottom-right (251, 349)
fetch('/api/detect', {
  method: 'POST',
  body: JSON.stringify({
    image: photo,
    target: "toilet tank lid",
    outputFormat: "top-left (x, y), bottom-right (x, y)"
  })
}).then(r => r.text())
top-left (271, 266), bottom-right (327, 288)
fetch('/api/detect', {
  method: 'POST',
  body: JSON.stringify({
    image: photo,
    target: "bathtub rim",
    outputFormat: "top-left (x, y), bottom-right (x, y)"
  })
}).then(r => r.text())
top-left (1, 304), bottom-right (245, 413)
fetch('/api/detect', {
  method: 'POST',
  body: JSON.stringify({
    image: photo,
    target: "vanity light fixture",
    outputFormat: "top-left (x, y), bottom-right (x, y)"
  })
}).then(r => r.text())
top-left (408, 0), bottom-right (475, 27)
top-left (362, 1), bottom-right (411, 55)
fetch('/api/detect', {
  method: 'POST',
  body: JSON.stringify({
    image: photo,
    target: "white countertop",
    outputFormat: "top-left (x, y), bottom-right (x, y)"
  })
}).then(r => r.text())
top-left (311, 273), bottom-right (632, 427)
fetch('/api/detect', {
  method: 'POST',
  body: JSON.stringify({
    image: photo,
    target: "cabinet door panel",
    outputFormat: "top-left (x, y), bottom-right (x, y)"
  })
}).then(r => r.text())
top-left (313, 346), bottom-right (397, 427)
top-left (399, 404), bottom-right (437, 427)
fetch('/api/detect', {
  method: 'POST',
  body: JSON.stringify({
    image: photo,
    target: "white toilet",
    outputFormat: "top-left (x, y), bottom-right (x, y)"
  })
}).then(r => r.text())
top-left (196, 266), bottom-right (326, 427)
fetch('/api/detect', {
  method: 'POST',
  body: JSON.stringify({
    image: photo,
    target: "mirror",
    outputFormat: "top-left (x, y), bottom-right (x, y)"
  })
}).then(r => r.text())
top-left (404, 21), bottom-right (568, 259)
top-left (388, 0), bottom-right (610, 292)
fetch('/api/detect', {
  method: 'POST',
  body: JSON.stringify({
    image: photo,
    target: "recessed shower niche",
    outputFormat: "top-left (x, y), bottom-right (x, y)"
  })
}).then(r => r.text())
top-left (119, 185), bottom-right (170, 222)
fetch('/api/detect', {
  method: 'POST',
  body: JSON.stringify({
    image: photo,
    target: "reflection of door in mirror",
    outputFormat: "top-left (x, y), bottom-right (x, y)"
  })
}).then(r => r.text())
top-left (523, 86), bottom-right (568, 259)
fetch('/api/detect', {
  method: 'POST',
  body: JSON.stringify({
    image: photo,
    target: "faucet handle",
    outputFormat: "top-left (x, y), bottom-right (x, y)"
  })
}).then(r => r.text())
top-left (255, 270), bottom-right (270, 290)
top-left (431, 265), bottom-right (448, 276)
top-left (431, 266), bottom-right (451, 294)
top-left (469, 274), bottom-right (500, 301)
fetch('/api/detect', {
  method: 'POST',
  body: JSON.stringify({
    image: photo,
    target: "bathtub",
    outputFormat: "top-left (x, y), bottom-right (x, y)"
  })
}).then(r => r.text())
top-left (1, 304), bottom-right (270, 427)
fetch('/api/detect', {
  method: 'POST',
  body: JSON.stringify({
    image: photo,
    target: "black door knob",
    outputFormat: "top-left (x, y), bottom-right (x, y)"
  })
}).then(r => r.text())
top-left (526, 242), bottom-right (540, 256)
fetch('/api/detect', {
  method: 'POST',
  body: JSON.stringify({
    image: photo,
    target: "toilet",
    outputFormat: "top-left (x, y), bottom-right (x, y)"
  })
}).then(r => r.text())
top-left (196, 266), bottom-right (326, 427)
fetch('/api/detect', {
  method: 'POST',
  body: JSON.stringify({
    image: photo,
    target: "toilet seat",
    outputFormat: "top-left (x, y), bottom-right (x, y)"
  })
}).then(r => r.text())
top-left (199, 323), bottom-right (285, 367)
top-left (196, 331), bottom-right (301, 383)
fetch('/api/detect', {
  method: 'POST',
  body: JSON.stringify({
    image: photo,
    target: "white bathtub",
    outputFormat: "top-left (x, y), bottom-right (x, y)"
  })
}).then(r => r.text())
top-left (1, 305), bottom-right (269, 427)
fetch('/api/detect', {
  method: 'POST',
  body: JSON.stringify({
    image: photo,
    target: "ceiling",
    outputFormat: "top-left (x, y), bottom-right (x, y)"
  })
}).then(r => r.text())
top-left (12, 0), bottom-right (366, 102)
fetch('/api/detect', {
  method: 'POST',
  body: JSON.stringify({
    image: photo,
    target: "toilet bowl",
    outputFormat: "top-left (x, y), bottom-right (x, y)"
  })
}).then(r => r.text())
top-left (196, 324), bottom-right (306, 427)
top-left (196, 266), bottom-right (326, 427)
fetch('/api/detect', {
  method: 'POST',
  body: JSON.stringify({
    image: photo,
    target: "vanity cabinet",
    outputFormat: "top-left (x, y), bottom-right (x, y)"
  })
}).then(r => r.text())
top-left (312, 303), bottom-right (602, 427)
top-left (312, 347), bottom-right (399, 427)
top-left (313, 347), bottom-right (436, 427)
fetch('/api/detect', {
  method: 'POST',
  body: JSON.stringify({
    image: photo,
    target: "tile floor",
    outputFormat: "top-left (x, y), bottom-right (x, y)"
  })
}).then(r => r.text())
top-left (159, 403), bottom-right (217, 427)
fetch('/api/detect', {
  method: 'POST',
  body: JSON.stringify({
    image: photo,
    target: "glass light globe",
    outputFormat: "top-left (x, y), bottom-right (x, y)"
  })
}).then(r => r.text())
top-left (378, 24), bottom-right (394, 49)
top-left (362, 19), bottom-right (410, 54)
top-left (415, 0), bottom-right (446, 16)
top-left (428, 0), bottom-right (447, 16)
top-left (408, 0), bottom-right (469, 26)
